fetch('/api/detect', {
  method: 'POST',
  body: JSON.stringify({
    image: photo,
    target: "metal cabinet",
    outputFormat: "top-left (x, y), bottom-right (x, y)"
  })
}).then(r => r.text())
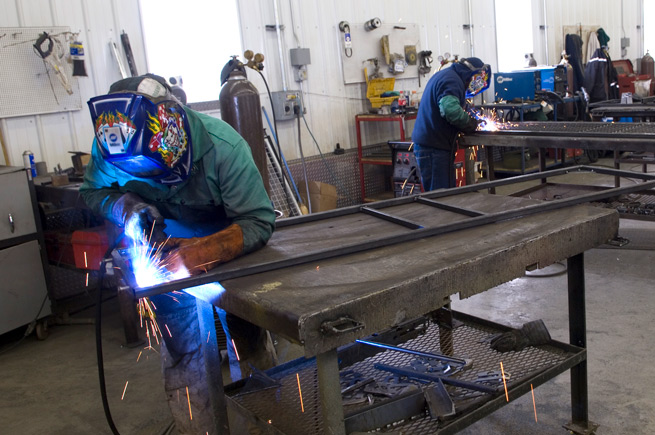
top-left (0, 166), bottom-right (50, 336)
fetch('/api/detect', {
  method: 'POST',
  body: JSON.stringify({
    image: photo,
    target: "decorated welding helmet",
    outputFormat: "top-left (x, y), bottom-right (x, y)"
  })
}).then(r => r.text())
top-left (461, 58), bottom-right (491, 98)
top-left (87, 79), bottom-right (192, 184)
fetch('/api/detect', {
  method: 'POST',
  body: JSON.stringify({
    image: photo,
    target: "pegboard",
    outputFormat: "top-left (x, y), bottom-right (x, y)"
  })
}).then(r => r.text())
top-left (337, 22), bottom-right (421, 84)
top-left (0, 27), bottom-right (82, 118)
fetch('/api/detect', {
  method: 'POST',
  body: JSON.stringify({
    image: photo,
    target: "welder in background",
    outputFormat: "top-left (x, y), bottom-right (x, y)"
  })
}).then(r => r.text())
top-left (412, 57), bottom-right (490, 190)
top-left (80, 74), bottom-right (277, 434)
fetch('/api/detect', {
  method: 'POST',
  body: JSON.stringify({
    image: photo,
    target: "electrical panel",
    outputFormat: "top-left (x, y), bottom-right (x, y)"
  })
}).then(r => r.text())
top-left (271, 91), bottom-right (303, 121)
top-left (290, 48), bottom-right (311, 66)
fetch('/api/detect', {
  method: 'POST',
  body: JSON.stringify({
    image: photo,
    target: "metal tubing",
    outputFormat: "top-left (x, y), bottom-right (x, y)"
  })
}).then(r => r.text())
top-left (356, 339), bottom-right (468, 366)
top-left (135, 173), bottom-right (653, 298)
top-left (196, 299), bottom-right (230, 434)
top-left (272, 0), bottom-right (288, 91)
top-left (567, 253), bottom-right (590, 427)
top-left (416, 197), bottom-right (484, 217)
top-left (360, 206), bottom-right (423, 229)
top-left (274, 164), bottom-right (655, 228)
top-left (374, 363), bottom-right (498, 394)
top-left (316, 349), bottom-right (346, 435)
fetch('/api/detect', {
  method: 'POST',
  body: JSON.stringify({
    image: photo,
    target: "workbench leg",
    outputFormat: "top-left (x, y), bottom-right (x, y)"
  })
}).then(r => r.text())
top-left (565, 253), bottom-right (598, 434)
top-left (486, 148), bottom-right (496, 194)
top-left (316, 349), bottom-right (346, 435)
top-left (539, 147), bottom-right (547, 184)
top-left (614, 149), bottom-right (621, 188)
top-left (196, 299), bottom-right (230, 434)
top-left (117, 285), bottom-right (142, 347)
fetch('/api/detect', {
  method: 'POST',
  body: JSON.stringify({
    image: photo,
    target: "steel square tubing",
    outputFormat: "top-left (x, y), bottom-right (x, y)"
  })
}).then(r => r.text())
top-left (134, 167), bottom-right (654, 298)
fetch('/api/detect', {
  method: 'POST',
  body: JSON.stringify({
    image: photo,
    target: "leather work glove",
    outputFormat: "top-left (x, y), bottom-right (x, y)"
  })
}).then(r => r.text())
top-left (461, 116), bottom-right (481, 134)
top-left (165, 223), bottom-right (244, 276)
top-left (490, 319), bottom-right (552, 353)
top-left (112, 192), bottom-right (167, 245)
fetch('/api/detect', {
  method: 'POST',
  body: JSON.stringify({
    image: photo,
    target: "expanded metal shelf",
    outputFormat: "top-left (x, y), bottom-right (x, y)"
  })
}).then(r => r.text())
top-left (226, 312), bottom-right (584, 434)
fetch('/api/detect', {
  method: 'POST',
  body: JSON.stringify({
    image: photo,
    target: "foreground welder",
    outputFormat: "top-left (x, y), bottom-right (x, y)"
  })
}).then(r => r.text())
top-left (412, 57), bottom-right (490, 190)
top-left (80, 74), bottom-right (277, 434)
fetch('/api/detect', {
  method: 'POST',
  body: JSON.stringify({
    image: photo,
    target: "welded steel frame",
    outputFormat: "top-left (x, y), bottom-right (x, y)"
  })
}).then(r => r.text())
top-left (133, 165), bottom-right (655, 299)
top-left (459, 121), bottom-right (655, 188)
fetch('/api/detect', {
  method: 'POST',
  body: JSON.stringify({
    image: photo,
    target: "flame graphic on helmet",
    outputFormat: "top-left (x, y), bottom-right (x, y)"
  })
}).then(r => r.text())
top-left (95, 111), bottom-right (136, 144)
top-left (147, 105), bottom-right (188, 168)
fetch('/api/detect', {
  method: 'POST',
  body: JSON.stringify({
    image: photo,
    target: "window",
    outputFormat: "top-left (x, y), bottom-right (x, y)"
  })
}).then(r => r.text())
top-left (494, 0), bottom-right (534, 71)
top-left (140, 0), bottom-right (242, 103)
top-left (645, 0), bottom-right (655, 55)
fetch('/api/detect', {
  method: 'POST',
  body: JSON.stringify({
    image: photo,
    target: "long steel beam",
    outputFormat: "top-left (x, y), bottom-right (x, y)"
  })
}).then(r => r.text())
top-left (459, 121), bottom-right (655, 151)
top-left (133, 166), bottom-right (655, 298)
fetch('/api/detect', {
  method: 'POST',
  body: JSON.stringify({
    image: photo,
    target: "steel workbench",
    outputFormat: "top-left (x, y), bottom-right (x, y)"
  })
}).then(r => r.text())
top-left (459, 121), bottom-right (655, 186)
top-left (133, 185), bottom-right (618, 434)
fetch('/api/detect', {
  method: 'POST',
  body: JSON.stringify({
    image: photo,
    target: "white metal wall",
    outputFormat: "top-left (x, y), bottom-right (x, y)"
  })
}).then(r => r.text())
top-left (0, 0), bottom-right (646, 170)
top-left (0, 0), bottom-right (146, 169)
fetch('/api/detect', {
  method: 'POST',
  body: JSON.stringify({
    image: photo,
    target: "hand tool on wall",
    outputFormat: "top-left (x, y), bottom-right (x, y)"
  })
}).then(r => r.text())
top-left (338, 21), bottom-right (353, 58)
top-left (33, 32), bottom-right (73, 97)
top-left (418, 50), bottom-right (432, 87)
top-left (120, 31), bottom-right (138, 77)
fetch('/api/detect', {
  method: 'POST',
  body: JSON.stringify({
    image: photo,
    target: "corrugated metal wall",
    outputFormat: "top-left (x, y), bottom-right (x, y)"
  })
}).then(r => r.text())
top-left (0, 0), bottom-right (146, 170)
top-left (0, 0), bottom-right (645, 170)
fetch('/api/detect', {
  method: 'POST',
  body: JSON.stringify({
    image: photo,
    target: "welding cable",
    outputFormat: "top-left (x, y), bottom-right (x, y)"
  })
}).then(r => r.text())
top-left (262, 106), bottom-right (302, 203)
top-left (296, 107), bottom-right (312, 213)
top-left (254, 70), bottom-right (283, 166)
top-left (96, 233), bottom-right (125, 435)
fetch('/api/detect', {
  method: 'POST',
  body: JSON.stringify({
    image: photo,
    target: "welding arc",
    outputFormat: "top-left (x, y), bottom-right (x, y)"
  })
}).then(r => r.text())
top-left (96, 234), bottom-right (125, 435)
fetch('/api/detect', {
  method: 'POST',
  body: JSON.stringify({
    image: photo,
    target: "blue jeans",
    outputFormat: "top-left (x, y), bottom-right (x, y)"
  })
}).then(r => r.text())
top-left (152, 289), bottom-right (277, 434)
top-left (413, 144), bottom-right (456, 191)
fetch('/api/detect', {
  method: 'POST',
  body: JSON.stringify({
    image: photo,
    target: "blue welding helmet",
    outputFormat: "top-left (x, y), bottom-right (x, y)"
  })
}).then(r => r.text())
top-left (88, 90), bottom-right (192, 184)
top-left (461, 57), bottom-right (491, 98)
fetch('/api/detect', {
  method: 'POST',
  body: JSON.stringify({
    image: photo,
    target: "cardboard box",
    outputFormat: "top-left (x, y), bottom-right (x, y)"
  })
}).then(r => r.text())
top-left (298, 181), bottom-right (337, 212)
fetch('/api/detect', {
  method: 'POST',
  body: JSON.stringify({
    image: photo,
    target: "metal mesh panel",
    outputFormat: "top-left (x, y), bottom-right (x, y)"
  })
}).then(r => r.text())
top-left (228, 315), bottom-right (574, 434)
top-left (488, 121), bottom-right (655, 136)
top-left (284, 147), bottom-right (375, 209)
top-left (48, 264), bottom-right (97, 300)
top-left (230, 358), bottom-right (325, 433)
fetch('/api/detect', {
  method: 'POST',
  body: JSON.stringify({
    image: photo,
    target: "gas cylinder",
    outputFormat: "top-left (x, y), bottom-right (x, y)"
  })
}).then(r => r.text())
top-left (219, 61), bottom-right (269, 193)
top-left (641, 51), bottom-right (654, 79)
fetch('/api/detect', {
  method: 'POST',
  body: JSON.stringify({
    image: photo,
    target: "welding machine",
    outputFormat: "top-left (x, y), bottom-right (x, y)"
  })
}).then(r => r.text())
top-left (535, 65), bottom-right (567, 94)
top-left (494, 70), bottom-right (542, 101)
top-left (389, 142), bottom-right (422, 197)
top-left (495, 67), bottom-right (567, 102)
top-left (388, 142), bottom-right (468, 195)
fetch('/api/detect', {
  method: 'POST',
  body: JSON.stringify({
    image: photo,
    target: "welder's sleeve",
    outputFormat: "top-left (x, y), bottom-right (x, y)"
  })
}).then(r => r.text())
top-left (439, 95), bottom-right (478, 131)
top-left (205, 136), bottom-right (276, 255)
top-left (166, 136), bottom-right (274, 275)
top-left (79, 141), bottom-right (126, 224)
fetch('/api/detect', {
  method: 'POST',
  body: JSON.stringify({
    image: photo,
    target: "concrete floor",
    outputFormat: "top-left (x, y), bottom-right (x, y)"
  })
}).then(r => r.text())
top-left (1, 160), bottom-right (654, 435)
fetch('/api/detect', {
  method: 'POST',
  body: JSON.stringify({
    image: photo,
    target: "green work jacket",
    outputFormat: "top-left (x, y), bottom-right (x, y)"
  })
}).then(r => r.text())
top-left (80, 108), bottom-right (275, 253)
